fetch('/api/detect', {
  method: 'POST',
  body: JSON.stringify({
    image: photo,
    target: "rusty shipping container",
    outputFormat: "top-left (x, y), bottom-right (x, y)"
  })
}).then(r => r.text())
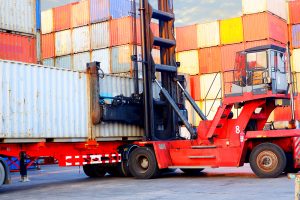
top-left (41, 33), bottom-right (55, 59)
top-left (175, 25), bottom-right (198, 52)
top-left (198, 47), bottom-right (221, 74)
top-left (243, 12), bottom-right (288, 44)
top-left (71, 0), bottom-right (90, 28)
top-left (53, 4), bottom-right (72, 32)
top-left (0, 32), bottom-right (37, 63)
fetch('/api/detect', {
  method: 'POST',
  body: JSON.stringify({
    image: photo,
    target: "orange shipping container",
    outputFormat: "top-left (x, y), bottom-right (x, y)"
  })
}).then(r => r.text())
top-left (0, 32), bottom-right (37, 63)
top-left (190, 75), bottom-right (201, 101)
top-left (41, 33), bottom-right (55, 59)
top-left (243, 12), bottom-right (288, 44)
top-left (244, 39), bottom-right (286, 50)
top-left (221, 43), bottom-right (245, 72)
top-left (53, 4), bottom-right (72, 32)
top-left (176, 25), bottom-right (198, 52)
top-left (71, 0), bottom-right (90, 28)
top-left (198, 47), bottom-right (221, 74)
top-left (289, 0), bottom-right (300, 25)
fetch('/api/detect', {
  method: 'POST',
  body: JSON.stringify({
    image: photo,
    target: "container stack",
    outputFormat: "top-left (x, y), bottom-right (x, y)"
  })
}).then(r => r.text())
top-left (0, 0), bottom-right (41, 63)
top-left (176, 0), bottom-right (289, 124)
top-left (273, 0), bottom-right (300, 122)
top-left (41, 0), bottom-right (160, 77)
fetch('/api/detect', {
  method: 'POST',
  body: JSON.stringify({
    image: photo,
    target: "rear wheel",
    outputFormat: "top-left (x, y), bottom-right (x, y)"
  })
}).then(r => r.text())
top-left (0, 162), bottom-right (5, 185)
top-left (180, 168), bottom-right (204, 175)
top-left (128, 147), bottom-right (159, 179)
top-left (83, 164), bottom-right (106, 178)
top-left (250, 143), bottom-right (286, 178)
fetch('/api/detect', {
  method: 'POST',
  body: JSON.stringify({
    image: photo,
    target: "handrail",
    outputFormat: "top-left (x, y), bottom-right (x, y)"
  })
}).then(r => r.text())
top-left (204, 72), bottom-right (219, 101)
top-left (206, 88), bottom-right (221, 118)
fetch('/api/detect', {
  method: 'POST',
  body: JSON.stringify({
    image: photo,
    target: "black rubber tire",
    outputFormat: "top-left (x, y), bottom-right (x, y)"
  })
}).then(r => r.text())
top-left (0, 162), bottom-right (5, 185)
top-left (285, 153), bottom-right (299, 173)
top-left (180, 168), bottom-right (204, 175)
top-left (249, 143), bottom-right (286, 178)
top-left (83, 164), bottom-right (106, 178)
top-left (128, 147), bottom-right (159, 179)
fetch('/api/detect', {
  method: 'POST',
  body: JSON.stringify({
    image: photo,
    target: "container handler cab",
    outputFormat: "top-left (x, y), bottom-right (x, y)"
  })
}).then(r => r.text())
top-left (96, 0), bottom-right (300, 179)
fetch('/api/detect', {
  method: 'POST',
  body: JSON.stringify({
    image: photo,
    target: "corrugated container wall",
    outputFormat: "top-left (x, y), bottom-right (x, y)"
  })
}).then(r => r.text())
top-left (176, 25), bottom-right (198, 52)
top-left (41, 9), bottom-right (54, 34)
top-left (198, 47), bottom-right (221, 74)
top-left (111, 45), bottom-right (132, 73)
top-left (91, 22), bottom-right (110, 49)
top-left (200, 73), bottom-right (222, 100)
top-left (176, 50), bottom-right (199, 75)
top-left (92, 48), bottom-right (111, 74)
top-left (55, 55), bottom-right (72, 69)
top-left (292, 49), bottom-right (300, 72)
top-left (55, 30), bottom-right (72, 56)
top-left (244, 39), bottom-right (286, 50)
top-left (53, 4), bottom-right (72, 32)
top-left (109, 0), bottom-right (131, 19)
top-left (110, 17), bottom-right (135, 47)
top-left (73, 52), bottom-right (91, 71)
top-left (72, 26), bottom-right (91, 53)
top-left (242, 0), bottom-right (288, 20)
top-left (243, 12), bottom-right (288, 44)
top-left (200, 99), bottom-right (222, 120)
top-left (0, 32), bottom-right (37, 63)
top-left (0, 60), bottom-right (88, 140)
top-left (220, 17), bottom-right (244, 45)
top-left (197, 21), bottom-right (220, 48)
top-left (0, 0), bottom-right (36, 35)
top-left (190, 76), bottom-right (201, 101)
top-left (289, 0), bottom-right (300, 24)
top-left (292, 25), bottom-right (300, 49)
top-left (71, 0), bottom-right (90, 28)
top-left (90, 0), bottom-right (110, 23)
top-left (41, 33), bottom-right (55, 59)
top-left (221, 43), bottom-right (245, 71)
top-left (43, 58), bottom-right (54, 66)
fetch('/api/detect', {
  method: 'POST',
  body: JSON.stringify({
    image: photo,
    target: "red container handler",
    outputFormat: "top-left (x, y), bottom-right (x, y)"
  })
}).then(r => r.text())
top-left (0, 32), bottom-right (37, 63)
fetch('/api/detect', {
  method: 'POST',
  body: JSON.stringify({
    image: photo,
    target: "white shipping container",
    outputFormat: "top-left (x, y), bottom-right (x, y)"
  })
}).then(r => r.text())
top-left (176, 50), bottom-right (199, 75)
top-left (0, 0), bottom-right (36, 35)
top-left (92, 48), bottom-right (111, 74)
top-left (0, 60), bottom-right (149, 142)
top-left (43, 58), bottom-right (54, 66)
top-left (55, 30), bottom-right (72, 56)
top-left (0, 60), bottom-right (88, 141)
top-left (55, 55), bottom-right (72, 69)
top-left (73, 52), bottom-right (91, 71)
top-left (292, 49), bottom-right (300, 72)
top-left (201, 99), bottom-right (222, 120)
top-left (41, 9), bottom-right (53, 34)
top-left (72, 26), bottom-right (91, 53)
top-left (111, 45), bottom-right (132, 73)
top-left (91, 22), bottom-right (110, 50)
top-left (200, 73), bottom-right (222, 100)
top-left (242, 0), bottom-right (288, 21)
top-left (197, 21), bottom-right (220, 48)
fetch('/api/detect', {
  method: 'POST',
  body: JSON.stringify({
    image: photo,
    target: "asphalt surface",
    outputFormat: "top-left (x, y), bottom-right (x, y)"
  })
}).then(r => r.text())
top-left (0, 164), bottom-right (295, 200)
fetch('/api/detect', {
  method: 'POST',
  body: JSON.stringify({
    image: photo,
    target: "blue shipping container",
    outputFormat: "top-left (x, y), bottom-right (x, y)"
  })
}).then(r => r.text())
top-left (292, 24), bottom-right (300, 49)
top-left (90, 0), bottom-right (132, 23)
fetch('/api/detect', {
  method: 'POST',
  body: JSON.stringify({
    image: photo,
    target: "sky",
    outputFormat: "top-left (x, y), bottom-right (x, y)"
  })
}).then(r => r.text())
top-left (41, 0), bottom-right (242, 26)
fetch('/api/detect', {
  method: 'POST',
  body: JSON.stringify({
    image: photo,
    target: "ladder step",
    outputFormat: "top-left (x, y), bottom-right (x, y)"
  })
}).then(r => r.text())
top-left (189, 156), bottom-right (216, 159)
top-left (191, 145), bottom-right (217, 149)
top-left (153, 37), bottom-right (176, 48)
top-left (155, 64), bottom-right (177, 72)
top-left (152, 9), bottom-right (174, 21)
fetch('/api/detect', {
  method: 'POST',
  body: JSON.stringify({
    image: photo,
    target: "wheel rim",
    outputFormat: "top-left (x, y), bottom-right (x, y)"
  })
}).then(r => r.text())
top-left (136, 155), bottom-right (149, 173)
top-left (256, 150), bottom-right (278, 172)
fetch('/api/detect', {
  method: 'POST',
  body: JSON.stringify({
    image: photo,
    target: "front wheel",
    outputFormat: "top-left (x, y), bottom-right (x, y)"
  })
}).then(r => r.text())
top-left (0, 162), bottom-right (5, 185)
top-left (83, 164), bottom-right (106, 178)
top-left (249, 143), bottom-right (286, 178)
top-left (128, 147), bottom-right (159, 179)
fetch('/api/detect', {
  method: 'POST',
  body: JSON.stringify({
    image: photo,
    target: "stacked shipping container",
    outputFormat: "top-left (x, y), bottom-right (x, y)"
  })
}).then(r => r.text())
top-left (176, 0), bottom-right (290, 124)
top-left (0, 0), bottom-right (40, 63)
top-left (41, 0), bottom-right (160, 76)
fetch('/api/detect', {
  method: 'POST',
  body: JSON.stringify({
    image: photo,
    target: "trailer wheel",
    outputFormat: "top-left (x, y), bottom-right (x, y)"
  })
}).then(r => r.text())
top-left (0, 162), bottom-right (5, 185)
top-left (180, 168), bottom-right (204, 175)
top-left (250, 143), bottom-right (286, 178)
top-left (128, 147), bottom-right (158, 179)
top-left (83, 164), bottom-right (106, 178)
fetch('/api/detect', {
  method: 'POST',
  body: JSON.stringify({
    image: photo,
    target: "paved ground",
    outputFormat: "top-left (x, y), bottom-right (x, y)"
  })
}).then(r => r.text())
top-left (0, 164), bottom-right (295, 200)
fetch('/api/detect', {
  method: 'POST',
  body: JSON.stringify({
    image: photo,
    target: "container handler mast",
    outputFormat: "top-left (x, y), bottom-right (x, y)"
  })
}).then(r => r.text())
top-left (0, 0), bottom-right (300, 186)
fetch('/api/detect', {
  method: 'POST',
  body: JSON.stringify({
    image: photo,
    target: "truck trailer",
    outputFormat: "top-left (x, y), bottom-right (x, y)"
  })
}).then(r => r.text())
top-left (1, 0), bottom-right (300, 185)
